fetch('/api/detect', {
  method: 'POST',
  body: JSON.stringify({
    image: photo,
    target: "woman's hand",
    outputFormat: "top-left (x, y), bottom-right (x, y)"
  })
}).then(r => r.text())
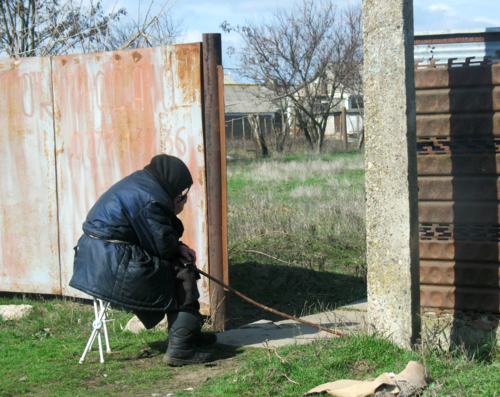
top-left (179, 245), bottom-right (197, 264)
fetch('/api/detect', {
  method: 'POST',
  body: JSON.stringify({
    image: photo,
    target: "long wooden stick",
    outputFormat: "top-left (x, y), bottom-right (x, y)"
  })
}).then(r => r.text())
top-left (195, 268), bottom-right (343, 336)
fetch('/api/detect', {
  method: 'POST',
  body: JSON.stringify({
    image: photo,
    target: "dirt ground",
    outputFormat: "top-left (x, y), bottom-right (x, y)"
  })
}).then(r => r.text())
top-left (152, 359), bottom-right (238, 396)
top-left (78, 343), bottom-right (244, 396)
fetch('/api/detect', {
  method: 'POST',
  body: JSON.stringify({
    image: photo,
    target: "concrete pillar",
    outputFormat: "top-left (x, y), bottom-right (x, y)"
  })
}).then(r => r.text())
top-left (363, 0), bottom-right (420, 347)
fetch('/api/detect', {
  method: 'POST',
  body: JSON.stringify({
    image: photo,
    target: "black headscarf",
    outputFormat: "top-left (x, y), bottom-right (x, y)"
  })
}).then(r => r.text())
top-left (144, 155), bottom-right (193, 200)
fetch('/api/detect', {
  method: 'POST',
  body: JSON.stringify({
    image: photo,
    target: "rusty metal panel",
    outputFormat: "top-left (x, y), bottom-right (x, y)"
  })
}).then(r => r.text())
top-left (418, 136), bottom-right (500, 156)
top-left (417, 154), bottom-right (500, 175)
top-left (415, 87), bottom-right (500, 114)
top-left (0, 57), bottom-right (60, 294)
top-left (420, 223), bottom-right (500, 242)
top-left (420, 261), bottom-right (455, 285)
top-left (420, 241), bottom-right (500, 261)
top-left (416, 61), bottom-right (500, 314)
top-left (417, 113), bottom-right (500, 137)
top-left (421, 285), bottom-right (500, 312)
top-left (415, 64), bottom-right (500, 89)
top-left (420, 261), bottom-right (500, 287)
top-left (419, 201), bottom-right (500, 224)
top-left (420, 223), bottom-right (500, 261)
top-left (418, 176), bottom-right (500, 200)
top-left (52, 44), bottom-right (210, 311)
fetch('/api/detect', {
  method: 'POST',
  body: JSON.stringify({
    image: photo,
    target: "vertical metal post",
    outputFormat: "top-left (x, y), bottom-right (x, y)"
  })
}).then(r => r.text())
top-left (218, 64), bottom-right (230, 299)
top-left (342, 106), bottom-right (347, 151)
top-left (202, 33), bottom-right (228, 331)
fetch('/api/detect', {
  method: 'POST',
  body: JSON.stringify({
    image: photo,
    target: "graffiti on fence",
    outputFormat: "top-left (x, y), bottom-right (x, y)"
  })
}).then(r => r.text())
top-left (0, 44), bottom-right (211, 313)
top-left (0, 57), bottom-right (60, 294)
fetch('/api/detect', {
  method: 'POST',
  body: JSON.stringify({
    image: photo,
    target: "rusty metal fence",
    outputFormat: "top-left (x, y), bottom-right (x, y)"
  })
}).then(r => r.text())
top-left (0, 36), bottom-right (227, 321)
top-left (416, 58), bottom-right (500, 318)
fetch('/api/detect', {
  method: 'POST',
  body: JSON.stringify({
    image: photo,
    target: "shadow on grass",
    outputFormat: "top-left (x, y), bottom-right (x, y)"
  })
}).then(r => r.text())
top-left (228, 261), bottom-right (366, 329)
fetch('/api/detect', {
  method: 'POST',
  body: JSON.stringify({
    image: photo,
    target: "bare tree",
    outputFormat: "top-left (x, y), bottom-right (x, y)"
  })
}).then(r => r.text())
top-left (247, 113), bottom-right (269, 158)
top-left (0, 0), bottom-right (183, 57)
top-left (273, 112), bottom-right (288, 153)
top-left (0, 0), bottom-right (127, 57)
top-left (340, 5), bottom-right (364, 150)
top-left (108, 2), bottom-right (184, 50)
top-left (265, 94), bottom-right (291, 154)
top-left (222, 0), bottom-right (362, 153)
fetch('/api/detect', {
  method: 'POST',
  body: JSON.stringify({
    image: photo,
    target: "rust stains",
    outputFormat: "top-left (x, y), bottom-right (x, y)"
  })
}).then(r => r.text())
top-left (198, 166), bottom-right (204, 186)
top-left (174, 43), bottom-right (201, 106)
top-left (132, 51), bottom-right (142, 63)
top-left (417, 61), bottom-right (500, 315)
top-left (0, 57), bottom-right (60, 296)
top-left (52, 102), bottom-right (61, 138)
top-left (2, 44), bottom-right (210, 301)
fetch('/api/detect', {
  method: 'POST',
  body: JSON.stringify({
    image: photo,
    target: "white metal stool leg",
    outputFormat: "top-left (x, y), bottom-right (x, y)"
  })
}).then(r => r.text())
top-left (99, 299), bottom-right (111, 353)
top-left (79, 298), bottom-right (111, 364)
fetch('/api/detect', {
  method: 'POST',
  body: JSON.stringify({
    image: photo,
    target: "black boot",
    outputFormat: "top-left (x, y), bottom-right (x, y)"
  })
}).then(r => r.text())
top-left (164, 311), bottom-right (215, 366)
top-left (165, 312), bottom-right (217, 347)
top-left (197, 330), bottom-right (217, 347)
top-left (193, 312), bottom-right (217, 347)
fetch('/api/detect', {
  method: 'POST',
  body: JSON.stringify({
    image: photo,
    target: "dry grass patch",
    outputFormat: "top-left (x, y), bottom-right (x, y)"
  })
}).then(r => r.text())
top-left (226, 153), bottom-right (367, 325)
top-left (227, 155), bottom-right (364, 184)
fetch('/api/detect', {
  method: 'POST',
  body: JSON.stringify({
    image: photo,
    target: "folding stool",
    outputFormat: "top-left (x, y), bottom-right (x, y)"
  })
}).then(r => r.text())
top-left (79, 298), bottom-right (111, 364)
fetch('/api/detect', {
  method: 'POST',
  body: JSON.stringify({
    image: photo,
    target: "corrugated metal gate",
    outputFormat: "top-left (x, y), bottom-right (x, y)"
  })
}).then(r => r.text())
top-left (0, 38), bottom-right (227, 319)
top-left (416, 59), bottom-right (500, 317)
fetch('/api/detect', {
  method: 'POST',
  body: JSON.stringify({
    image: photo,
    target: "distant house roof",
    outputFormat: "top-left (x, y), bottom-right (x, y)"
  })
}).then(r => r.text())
top-left (224, 74), bottom-right (237, 84)
top-left (223, 74), bottom-right (278, 114)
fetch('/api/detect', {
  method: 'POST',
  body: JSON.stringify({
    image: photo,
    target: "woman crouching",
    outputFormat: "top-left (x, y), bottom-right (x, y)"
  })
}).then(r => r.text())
top-left (69, 154), bottom-right (216, 366)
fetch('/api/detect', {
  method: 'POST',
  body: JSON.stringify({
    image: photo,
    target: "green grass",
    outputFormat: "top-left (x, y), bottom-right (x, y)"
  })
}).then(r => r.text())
top-left (0, 296), bottom-right (173, 396)
top-left (177, 334), bottom-right (416, 396)
top-left (226, 152), bottom-right (367, 325)
top-left (2, 151), bottom-right (500, 396)
top-left (2, 296), bottom-right (499, 396)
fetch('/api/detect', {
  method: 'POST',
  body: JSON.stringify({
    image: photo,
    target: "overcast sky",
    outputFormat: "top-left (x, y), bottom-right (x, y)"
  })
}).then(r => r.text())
top-left (117, 0), bottom-right (500, 77)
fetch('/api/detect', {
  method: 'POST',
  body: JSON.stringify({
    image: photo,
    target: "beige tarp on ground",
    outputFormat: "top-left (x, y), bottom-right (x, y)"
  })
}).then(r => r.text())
top-left (305, 361), bottom-right (430, 397)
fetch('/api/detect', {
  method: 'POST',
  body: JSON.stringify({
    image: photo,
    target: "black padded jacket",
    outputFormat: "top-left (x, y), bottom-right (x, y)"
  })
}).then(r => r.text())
top-left (69, 169), bottom-right (184, 311)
